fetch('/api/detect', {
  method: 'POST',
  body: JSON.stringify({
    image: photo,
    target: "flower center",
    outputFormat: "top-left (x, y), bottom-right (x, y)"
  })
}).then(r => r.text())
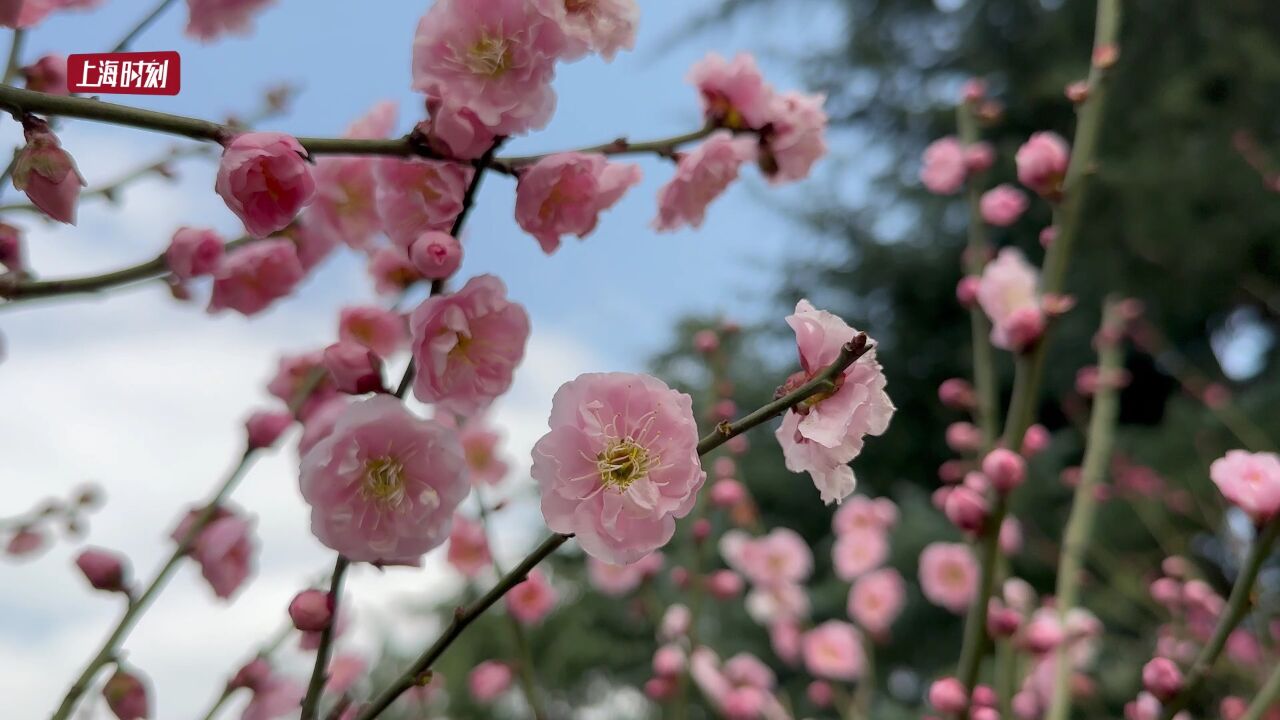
top-left (465, 35), bottom-right (513, 78)
top-left (361, 456), bottom-right (407, 509)
top-left (597, 438), bottom-right (651, 491)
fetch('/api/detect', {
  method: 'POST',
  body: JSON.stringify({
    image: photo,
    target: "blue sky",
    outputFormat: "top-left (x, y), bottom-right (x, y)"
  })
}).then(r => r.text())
top-left (0, 2), bottom-right (849, 717)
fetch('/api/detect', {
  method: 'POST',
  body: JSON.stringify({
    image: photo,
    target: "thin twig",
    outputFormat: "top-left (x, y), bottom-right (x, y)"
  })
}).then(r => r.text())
top-left (109, 0), bottom-right (180, 53)
top-left (0, 145), bottom-right (211, 215)
top-left (300, 556), bottom-right (351, 720)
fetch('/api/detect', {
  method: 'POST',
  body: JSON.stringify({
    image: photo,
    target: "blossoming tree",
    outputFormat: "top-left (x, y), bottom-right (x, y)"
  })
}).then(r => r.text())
top-left (2, 1), bottom-right (1279, 720)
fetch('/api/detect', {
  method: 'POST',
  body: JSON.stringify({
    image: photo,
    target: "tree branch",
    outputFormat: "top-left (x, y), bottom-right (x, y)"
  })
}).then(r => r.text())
top-left (300, 556), bottom-right (350, 720)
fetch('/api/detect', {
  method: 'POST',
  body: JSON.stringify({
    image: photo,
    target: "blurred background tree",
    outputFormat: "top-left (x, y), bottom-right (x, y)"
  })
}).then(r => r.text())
top-left (392, 0), bottom-right (1280, 717)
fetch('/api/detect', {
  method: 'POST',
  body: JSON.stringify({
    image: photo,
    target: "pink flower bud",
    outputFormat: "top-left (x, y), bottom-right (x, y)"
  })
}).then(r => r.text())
top-left (5, 527), bottom-right (44, 557)
top-left (215, 132), bottom-right (315, 238)
top-left (670, 566), bottom-right (690, 589)
top-left (972, 708), bottom-right (1000, 720)
top-left (726, 434), bottom-right (748, 454)
top-left (652, 644), bottom-right (686, 677)
top-left (103, 668), bottom-right (149, 720)
top-left (644, 676), bottom-right (676, 701)
top-left (982, 449), bottom-right (1026, 493)
top-left (961, 78), bottom-right (987, 104)
top-left (1021, 424), bottom-right (1050, 456)
top-left (1003, 306), bottom-right (1046, 352)
top-left (660, 603), bottom-right (691, 639)
top-left (956, 276), bottom-right (980, 307)
top-left (289, 589), bottom-right (334, 632)
top-left (228, 657), bottom-right (272, 691)
top-left (945, 485), bottom-right (989, 533)
top-left (1013, 691), bottom-right (1040, 719)
top-left (938, 378), bottom-right (976, 410)
top-left (707, 569), bottom-right (744, 599)
top-left (323, 341), bottom-right (384, 395)
top-left (408, 231), bottom-right (462, 280)
top-left (710, 478), bottom-right (747, 508)
top-left (1142, 657), bottom-right (1183, 701)
top-left (807, 680), bottom-right (834, 708)
top-left (713, 456), bottom-right (737, 478)
top-left (987, 600), bottom-right (1022, 637)
top-left (22, 54), bottom-right (69, 95)
top-left (928, 677), bottom-right (968, 714)
top-left (1065, 80), bottom-right (1090, 104)
top-left (1016, 132), bottom-right (1071, 199)
top-left (938, 460), bottom-right (967, 484)
top-left (1220, 697), bottom-right (1248, 720)
top-left (468, 660), bottom-right (513, 702)
top-left (1039, 226), bottom-right (1058, 248)
top-left (165, 227), bottom-right (225, 280)
top-left (999, 517), bottom-right (1023, 556)
top-left (693, 329), bottom-right (720, 354)
top-left (0, 222), bottom-right (23, 272)
top-left (964, 142), bottom-right (996, 174)
top-left (980, 184), bottom-right (1029, 226)
top-left (1022, 615), bottom-right (1065, 654)
top-left (245, 410), bottom-right (292, 449)
top-left (712, 398), bottom-right (738, 421)
top-left (931, 486), bottom-right (953, 512)
top-left (972, 685), bottom-right (997, 708)
top-left (1149, 577), bottom-right (1181, 607)
top-left (945, 421), bottom-right (983, 453)
top-left (13, 123), bottom-right (85, 225)
top-left (692, 518), bottom-right (712, 543)
top-left (1161, 556), bottom-right (1189, 579)
top-left (75, 547), bottom-right (128, 593)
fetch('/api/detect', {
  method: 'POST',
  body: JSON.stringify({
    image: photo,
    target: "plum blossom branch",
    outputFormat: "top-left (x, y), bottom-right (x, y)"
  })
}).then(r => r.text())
top-left (3, 30), bottom-right (26, 85)
top-left (1157, 519), bottom-right (1280, 719)
top-left (49, 447), bottom-right (258, 720)
top-left (0, 145), bottom-right (211, 215)
top-left (1045, 300), bottom-right (1125, 720)
top-left (0, 235), bottom-right (256, 307)
top-left (953, 0), bottom-right (1122, 699)
top-left (300, 556), bottom-right (350, 720)
top-left (356, 337), bottom-right (876, 719)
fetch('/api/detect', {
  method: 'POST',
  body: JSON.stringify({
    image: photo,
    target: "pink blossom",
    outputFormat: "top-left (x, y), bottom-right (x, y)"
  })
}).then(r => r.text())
top-left (1023, 424), bottom-right (1051, 456)
top-left (0, 222), bottom-right (23, 272)
top-left (724, 653), bottom-right (776, 690)
top-left (298, 396), bottom-right (469, 564)
top-left (919, 542), bottom-right (978, 614)
top-left (408, 274), bottom-right (530, 415)
top-left (185, 0), bottom-right (275, 41)
top-left (166, 227), bottom-right (225, 280)
top-left (977, 247), bottom-right (1044, 352)
top-left (173, 509), bottom-right (256, 599)
top-left (920, 136), bottom-right (967, 195)
top-left (774, 300), bottom-right (895, 504)
top-left (308, 102), bottom-right (397, 248)
top-left (241, 676), bottom-right (303, 720)
top-left (375, 158), bottom-right (474, 249)
top-left (1209, 450), bottom-right (1280, 522)
top-left (833, 495), bottom-right (898, 535)
top-left (660, 603), bottom-right (691, 640)
top-left (325, 654), bottom-right (367, 696)
top-left (1016, 131), bottom-right (1071, 197)
top-left (983, 448), bottom-right (1027, 493)
top-left (323, 341), bottom-right (384, 395)
top-left (710, 478), bottom-right (747, 508)
top-left (366, 247), bottom-right (422, 296)
top-left (295, 396), bottom-right (347, 454)
top-left (468, 660), bottom-right (514, 702)
top-left (688, 52), bottom-right (773, 130)
top-left (533, 372), bottom-right (704, 563)
top-left (946, 421), bottom-right (983, 453)
top-left (338, 306), bottom-right (406, 359)
top-left (653, 131), bottom-right (756, 232)
top-left (288, 589), bottom-right (333, 632)
top-left (216, 132), bottom-right (315, 238)
top-left (74, 547), bottom-right (128, 593)
top-left (1000, 516), bottom-right (1024, 555)
top-left (5, 527), bottom-right (45, 557)
top-left (533, 0), bottom-right (637, 61)
top-left (721, 528), bottom-right (813, 586)
top-left (266, 350), bottom-right (338, 420)
top-left (515, 152), bottom-right (641, 254)
top-left (207, 239), bottom-right (305, 316)
top-left (760, 91), bottom-right (828, 183)
top-left (945, 485), bottom-right (990, 533)
top-left (460, 415), bottom-right (510, 486)
top-left (587, 552), bottom-right (664, 596)
top-left (980, 184), bottom-right (1030, 226)
top-left (411, 0), bottom-right (565, 136)
top-left (420, 97), bottom-right (498, 161)
top-left (409, 231), bottom-right (463, 280)
top-left (446, 514), bottom-right (492, 578)
top-left (653, 644), bottom-right (686, 677)
top-left (22, 54), bottom-right (68, 94)
top-left (929, 677), bottom-right (969, 714)
top-left (506, 569), bottom-right (558, 624)
top-left (1142, 657), bottom-right (1183, 701)
top-left (802, 621), bottom-right (865, 681)
top-left (832, 528), bottom-right (889, 580)
top-left (964, 142), bottom-right (996, 173)
top-left (279, 218), bottom-right (337, 274)
top-left (708, 569), bottom-right (746, 599)
top-left (13, 124), bottom-right (84, 224)
top-left (103, 667), bottom-right (148, 720)
top-left (807, 680), bottom-right (834, 708)
top-left (745, 582), bottom-right (810, 625)
top-left (769, 620), bottom-right (802, 664)
top-left (848, 567), bottom-right (906, 636)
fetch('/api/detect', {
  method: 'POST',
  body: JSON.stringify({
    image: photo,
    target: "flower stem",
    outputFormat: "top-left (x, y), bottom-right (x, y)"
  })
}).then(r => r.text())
top-left (49, 447), bottom-right (258, 720)
top-left (1242, 658), bottom-right (1280, 720)
top-left (355, 343), bottom-right (873, 719)
top-left (3, 29), bottom-right (25, 85)
top-left (109, 0), bottom-right (179, 53)
top-left (300, 556), bottom-right (350, 720)
top-left (952, 0), bottom-right (1121, 700)
top-left (1045, 301), bottom-right (1126, 720)
top-left (1158, 519), bottom-right (1280, 719)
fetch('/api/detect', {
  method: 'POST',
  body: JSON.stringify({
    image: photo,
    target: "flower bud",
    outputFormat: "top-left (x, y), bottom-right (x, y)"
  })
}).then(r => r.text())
top-left (928, 677), bottom-right (968, 714)
top-left (956, 276), bottom-right (980, 307)
top-left (693, 329), bottom-right (720, 354)
top-left (1141, 657), bottom-right (1183, 701)
top-left (945, 422), bottom-right (983, 454)
top-left (692, 518), bottom-right (712, 543)
top-left (0, 222), bottom-right (24, 273)
top-left (245, 410), bottom-right (293, 450)
top-left (707, 569), bottom-right (744, 600)
top-left (228, 657), bottom-right (272, 691)
top-left (75, 547), bottom-right (129, 593)
top-left (972, 685), bottom-right (997, 708)
top-left (944, 485), bottom-right (989, 533)
top-left (987, 600), bottom-right (1022, 637)
top-left (22, 54), bottom-right (69, 95)
top-left (1021, 424), bottom-right (1050, 456)
top-left (807, 680), bottom-right (834, 708)
top-left (103, 667), bottom-right (149, 720)
top-left (938, 378), bottom-right (976, 410)
top-left (982, 449), bottom-right (1026, 494)
top-left (13, 122), bottom-right (85, 225)
top-left (289, 589), bottom-right (334, 632)
top-left (710, 478), bottom-right (747, 508)
top-left (408, 231), bottom-right (462, 280)
top-left (652, 644), bottom-right (686, 677)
